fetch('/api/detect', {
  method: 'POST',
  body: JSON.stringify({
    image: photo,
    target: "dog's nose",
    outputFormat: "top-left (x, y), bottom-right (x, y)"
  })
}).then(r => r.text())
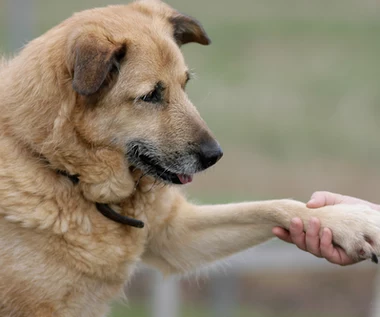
top-left (199, 139), bottom-right (223, 169)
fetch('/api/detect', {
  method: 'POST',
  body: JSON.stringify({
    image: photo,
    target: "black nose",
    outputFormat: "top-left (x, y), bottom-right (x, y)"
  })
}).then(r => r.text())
top-left (199, 139), bottom-right (223, 169)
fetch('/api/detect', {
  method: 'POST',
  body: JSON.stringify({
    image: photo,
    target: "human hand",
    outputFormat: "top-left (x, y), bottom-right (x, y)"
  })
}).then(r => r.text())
top-left (272, 191), bottom-right (380, 265)
top-left (306, 191), bottom-right (380, 211)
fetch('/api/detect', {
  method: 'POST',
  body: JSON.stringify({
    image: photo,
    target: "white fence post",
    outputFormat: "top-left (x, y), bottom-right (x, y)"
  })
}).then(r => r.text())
top-left (151, 272), bottom-right (181, 317)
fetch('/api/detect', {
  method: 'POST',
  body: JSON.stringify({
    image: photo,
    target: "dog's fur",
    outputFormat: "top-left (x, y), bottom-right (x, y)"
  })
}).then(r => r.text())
top-left (1, 1), bottom-right (380, 316)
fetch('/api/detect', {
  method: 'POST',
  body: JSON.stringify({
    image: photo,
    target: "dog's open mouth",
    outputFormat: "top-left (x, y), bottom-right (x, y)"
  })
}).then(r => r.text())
top-left (138, 153), bottom-right (193, 184)
top-left (129, 151), bottom-right (194, 185)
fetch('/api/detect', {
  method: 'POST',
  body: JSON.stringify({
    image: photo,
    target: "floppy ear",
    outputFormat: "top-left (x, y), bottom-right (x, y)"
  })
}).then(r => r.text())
top-left (72, 36), bottom-right (126, 96)
top-left (170, 14), bottom-right (211, 46)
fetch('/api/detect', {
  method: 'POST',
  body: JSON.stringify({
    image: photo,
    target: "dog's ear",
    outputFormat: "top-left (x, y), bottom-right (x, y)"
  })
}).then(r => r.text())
top-left (72, 36), bottom-right (126, 96)
top-left (170, 14), bottom-right (211, 46)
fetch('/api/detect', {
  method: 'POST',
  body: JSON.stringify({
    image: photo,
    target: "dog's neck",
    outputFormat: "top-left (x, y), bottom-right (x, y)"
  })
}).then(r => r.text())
top-left (57, 169), bottom-right (145, 228)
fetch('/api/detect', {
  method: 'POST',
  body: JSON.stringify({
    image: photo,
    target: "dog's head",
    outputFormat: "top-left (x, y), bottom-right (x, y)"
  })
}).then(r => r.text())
top-left (63, 0), bottom-right (222, 187)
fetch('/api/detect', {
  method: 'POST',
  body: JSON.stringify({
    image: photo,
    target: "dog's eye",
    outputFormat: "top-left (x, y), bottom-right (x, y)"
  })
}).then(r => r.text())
top-left (140, 82), bottom-right (164, 104)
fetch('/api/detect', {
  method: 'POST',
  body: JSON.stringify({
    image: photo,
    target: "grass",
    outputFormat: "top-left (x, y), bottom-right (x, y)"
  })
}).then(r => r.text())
top-left (109, 302), bottom-right (353, 317)
top-left (183, 19), bottom-right (380, 163)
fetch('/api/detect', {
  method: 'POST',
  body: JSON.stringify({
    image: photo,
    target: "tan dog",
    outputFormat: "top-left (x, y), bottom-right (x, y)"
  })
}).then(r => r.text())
top-left (0, 0), bottom-right (380, 316)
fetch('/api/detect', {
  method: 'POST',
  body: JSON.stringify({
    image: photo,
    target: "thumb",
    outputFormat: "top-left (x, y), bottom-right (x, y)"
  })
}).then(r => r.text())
top-left (307, 191), bottom-right (329, 208)
top-left (307, 191), bottom-right (343, 208)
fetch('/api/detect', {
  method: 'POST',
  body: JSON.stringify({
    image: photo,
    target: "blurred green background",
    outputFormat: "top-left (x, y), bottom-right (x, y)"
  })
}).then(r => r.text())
top-left (1, 0), bottom-right (380, 316)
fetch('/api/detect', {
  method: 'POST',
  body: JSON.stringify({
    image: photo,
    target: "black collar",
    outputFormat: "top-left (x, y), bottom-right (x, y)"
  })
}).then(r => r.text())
top-left (57, 170), bottom-right (144, 228)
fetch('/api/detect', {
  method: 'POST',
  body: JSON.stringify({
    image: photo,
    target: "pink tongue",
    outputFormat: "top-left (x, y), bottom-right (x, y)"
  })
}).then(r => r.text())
top-left (177, 174), bottom-right (193, 184)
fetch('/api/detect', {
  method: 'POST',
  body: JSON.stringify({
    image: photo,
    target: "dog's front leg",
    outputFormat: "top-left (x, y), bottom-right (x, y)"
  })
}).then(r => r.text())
top-left (144, 199), bottom-right (380, 274)
top-left (143, 199), bottom-right (307, 273)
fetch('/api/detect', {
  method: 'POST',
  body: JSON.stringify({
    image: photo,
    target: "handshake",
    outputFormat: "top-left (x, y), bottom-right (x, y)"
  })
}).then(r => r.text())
top-left (273, 191), bottom-right (380, 266)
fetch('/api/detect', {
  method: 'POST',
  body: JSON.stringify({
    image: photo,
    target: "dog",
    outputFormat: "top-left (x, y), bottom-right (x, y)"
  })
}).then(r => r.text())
top-left (0, 0), bottom-right (380, 316)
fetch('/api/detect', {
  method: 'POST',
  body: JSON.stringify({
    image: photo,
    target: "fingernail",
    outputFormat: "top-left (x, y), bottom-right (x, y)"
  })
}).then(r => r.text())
top-left (290, 218), bottom-right (298, 228)
top-left (308, 199), bottom-right (316, 205)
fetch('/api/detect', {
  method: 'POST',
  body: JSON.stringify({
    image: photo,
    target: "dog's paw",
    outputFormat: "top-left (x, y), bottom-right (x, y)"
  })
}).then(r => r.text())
top-left (319, 204), bottom-right (380, 262)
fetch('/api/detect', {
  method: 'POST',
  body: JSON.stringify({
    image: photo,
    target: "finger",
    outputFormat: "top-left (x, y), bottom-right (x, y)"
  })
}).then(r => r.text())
top-left (320, 228), bottom-right (338, 261)
top-left (320, 228), bottom-right (355, 265)
top-left (306, 191), bottom-right (327, 208)
top-left (307, 191), bottom-right (344, 208)
top-left (305, 217), bottom-right (322, 257)
top-left (272, 227), bottom-right (293, 243)
top-left (289, 218), bottom-right (307, 251)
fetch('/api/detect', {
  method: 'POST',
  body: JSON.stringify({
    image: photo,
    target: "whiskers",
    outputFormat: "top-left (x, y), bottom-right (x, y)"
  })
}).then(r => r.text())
top-left (133, 168), bottom-right (150, 192)
top-left (132, 164), bottom-right (170, 194)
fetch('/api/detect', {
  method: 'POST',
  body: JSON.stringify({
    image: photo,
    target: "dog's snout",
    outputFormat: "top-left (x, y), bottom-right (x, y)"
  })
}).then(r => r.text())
top-left (199, 139), bottom-right (223, 169)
